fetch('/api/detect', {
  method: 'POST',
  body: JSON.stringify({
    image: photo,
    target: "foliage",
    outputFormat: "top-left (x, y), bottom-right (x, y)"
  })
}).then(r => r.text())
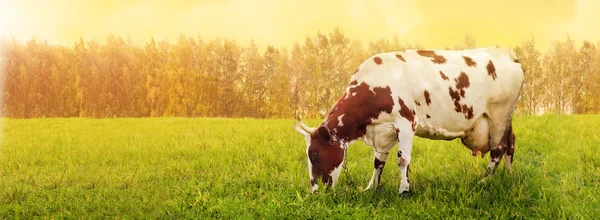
top-left (2, 32), bottom-right (600, 118)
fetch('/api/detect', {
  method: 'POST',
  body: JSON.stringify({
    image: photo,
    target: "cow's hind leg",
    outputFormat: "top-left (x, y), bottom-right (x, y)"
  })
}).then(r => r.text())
top-left (485, 118), bottom-right (514, 176)
top-left (365, 151), bottom-right (389, 191)
top-left (396, 129), bottom-right (414, 194)
top-left (485, 146), bottom-right (506, 176)
top-left (503, 122), bottom-right (515, 171)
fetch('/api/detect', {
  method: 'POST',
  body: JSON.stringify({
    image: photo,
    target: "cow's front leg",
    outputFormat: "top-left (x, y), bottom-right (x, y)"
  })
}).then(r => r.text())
top-left (397, 130), bottom-right (414, 194)
top-left (364, 151), bottom-right (389, 191)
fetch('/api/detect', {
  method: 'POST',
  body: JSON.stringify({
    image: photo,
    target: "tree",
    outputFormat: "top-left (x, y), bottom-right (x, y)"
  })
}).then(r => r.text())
top-left (463, 34), bottom-right (477, 49)
top-left (4, 32), bottom-right (599, 118)
top-left (577, 41), bottom-right (599, 113)
top-left (327, 28), bottom-right (353, 104)
top-left (263, 45), bottom-right (293, 118)
top-left (144, 39), bottom-right (172, 117)
top-left (215, 39), bottom-right (241, 117)
top-left (368, 35), bottom-right (409, 54)
top-left (238, 40), bottom-right (264, 117)
top-left (543, 36), bottom-right (579, 114)
top-left (2, 39), bottom-right (27, 117)
top-left (289, 42), bottom-right (308, 118)
top-left (513, 36), bottom-right (543, 115)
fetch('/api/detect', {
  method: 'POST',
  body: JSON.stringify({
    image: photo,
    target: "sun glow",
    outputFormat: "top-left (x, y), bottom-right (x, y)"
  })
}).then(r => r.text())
top-left (0, 0), bottom-right (598, 50)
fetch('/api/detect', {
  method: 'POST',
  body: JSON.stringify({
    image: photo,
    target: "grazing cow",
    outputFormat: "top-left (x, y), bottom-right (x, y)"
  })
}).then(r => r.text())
top-left (294, 47), bottom-right (524, 193)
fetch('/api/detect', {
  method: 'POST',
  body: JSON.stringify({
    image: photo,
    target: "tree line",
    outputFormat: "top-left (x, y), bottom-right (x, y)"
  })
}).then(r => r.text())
top-left (1, 29), bottom-right (599, 118)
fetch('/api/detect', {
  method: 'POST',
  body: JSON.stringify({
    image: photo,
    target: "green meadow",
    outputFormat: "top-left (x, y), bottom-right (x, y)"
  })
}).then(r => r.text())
top-left (1, 115), bottom-right (599, 218)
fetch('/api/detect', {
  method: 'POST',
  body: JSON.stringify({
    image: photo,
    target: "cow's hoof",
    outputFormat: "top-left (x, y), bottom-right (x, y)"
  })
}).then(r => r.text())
top-left (483, 167), bottom-right (494, 177)
top-left (399, 182), bottom-right (410, 194)
top-left (400, 190), bottom-right (413, 197)
top-left (478, 176), bottom-right (489, 184)
top-left (398, 185), bottom-right (411, 195)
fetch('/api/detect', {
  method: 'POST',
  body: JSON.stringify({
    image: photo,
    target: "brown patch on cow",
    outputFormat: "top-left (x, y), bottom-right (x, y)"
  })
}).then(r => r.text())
top-left (353, 68), bottom-right (359, 75)
top-left (374, 56), bottom-right (382, 65)
top-left (349, 80), bottom-right (358, 86)
top-left (325, 82), bottom-right (394, 141)
top-left (507, 141), bottom-right (515, 155)
top-left (407, 165), bottom-right (411, 184)
top-left (454, 72), bottom-right (470, 97)
top-left (374, 156), bottom-right (385, 184)
top-left (416, 50), bottom-right (446, 64)
top-left (448, 87), bottom-right (461, 103)
top-left (426, 114), bottom-right (431, 119)
top-left (462, 56), bottom-right (477, 67)
top-left (374, 158), bottom-right (385, 169)
top-left (415, 101), bottom-right (421, 106)
top-left (398, 98), bottom-right (416, 131)
top-left (448, 72), bottom-right (474, 119)
top-left (461, 104), bottom-right (474, 119)
top-left (398, 98), bottom-right (414, 122)
top-left (395, 54), bottom-right (406, 62)
top-left (400, 157), bottom-right (408, 167)
top-left (448, 87), bottom-right (464, 115)
top-left (513, 59), bottom-right (520, 63)
top-left (424, 90), bottom-right (432, 105)
top-left (439, 71), bottom-right (449, 81)
top-left (376, 160), bottom-right (385, 182)
top-left (453, 100), bottom-right (462, 112)
top-left (490, 147), bottom-right (504, 161)
top-left (486, 60), bottom-right (497, 80)
top-left (504, 122), bottom-right (516, 163)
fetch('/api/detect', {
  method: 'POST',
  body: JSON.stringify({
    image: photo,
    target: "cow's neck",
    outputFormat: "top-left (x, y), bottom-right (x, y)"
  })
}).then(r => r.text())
top-left (323, 108), bottom-right (370, 143)
top-left (322, 83), bottom-right (395, 142)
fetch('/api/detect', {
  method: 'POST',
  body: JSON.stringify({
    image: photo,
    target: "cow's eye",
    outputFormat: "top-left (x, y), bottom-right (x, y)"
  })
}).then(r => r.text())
top-left (309, 151), bottom-right (319, 162)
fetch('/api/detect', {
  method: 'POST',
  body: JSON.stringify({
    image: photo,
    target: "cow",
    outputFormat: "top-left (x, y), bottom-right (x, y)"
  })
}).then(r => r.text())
top-left (294, 47), bottom-right (524, 194)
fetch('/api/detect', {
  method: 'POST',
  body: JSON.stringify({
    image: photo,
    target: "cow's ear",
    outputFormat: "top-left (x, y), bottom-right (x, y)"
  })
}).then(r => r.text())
top-left (317, 126), bottom-right (331, 142)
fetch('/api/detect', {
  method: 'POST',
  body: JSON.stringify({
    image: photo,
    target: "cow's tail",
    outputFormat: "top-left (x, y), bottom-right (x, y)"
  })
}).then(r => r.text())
top-left (504, 120), bottom-right (515, 165)
top-left (505, 121), bottom-right (514, 149)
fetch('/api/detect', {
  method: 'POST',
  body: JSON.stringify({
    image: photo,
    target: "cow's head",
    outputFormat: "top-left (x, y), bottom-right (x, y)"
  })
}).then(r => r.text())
top-left (294, 119), bottom-right (344, 192)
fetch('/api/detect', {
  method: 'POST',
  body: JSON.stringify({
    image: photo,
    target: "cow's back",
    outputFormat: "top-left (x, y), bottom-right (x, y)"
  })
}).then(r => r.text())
top-left (350, 47), bottom-right (524, 139)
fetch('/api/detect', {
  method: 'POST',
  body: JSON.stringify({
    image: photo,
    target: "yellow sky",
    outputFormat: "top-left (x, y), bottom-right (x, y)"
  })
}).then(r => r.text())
top-left (1, 0), bottom-right (599, 51)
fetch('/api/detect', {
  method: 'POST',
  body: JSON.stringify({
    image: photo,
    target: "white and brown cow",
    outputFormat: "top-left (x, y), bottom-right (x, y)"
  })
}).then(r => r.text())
top-left (294, 47), bottom-right (524, 193)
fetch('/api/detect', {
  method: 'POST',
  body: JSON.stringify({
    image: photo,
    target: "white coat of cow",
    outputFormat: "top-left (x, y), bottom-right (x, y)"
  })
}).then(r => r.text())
top-left (294, 47), bottom-right (524, 193)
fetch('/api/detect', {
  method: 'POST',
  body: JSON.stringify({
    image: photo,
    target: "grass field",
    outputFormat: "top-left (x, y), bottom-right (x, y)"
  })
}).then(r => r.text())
top-left (1, 115), bottom-right (599, 218)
